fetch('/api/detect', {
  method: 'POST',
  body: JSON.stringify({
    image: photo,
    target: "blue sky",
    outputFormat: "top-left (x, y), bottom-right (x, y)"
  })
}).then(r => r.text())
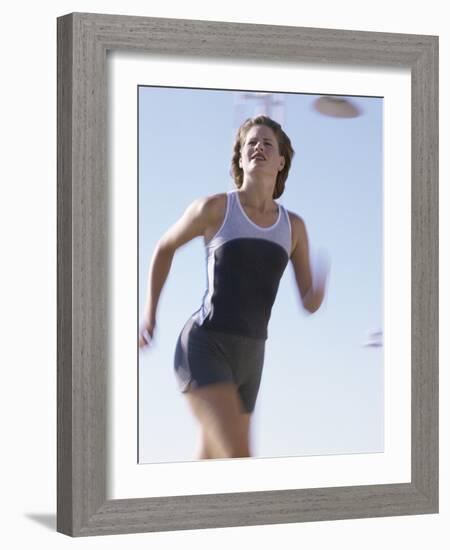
top-left (138, 86), bottom-right (384, 463)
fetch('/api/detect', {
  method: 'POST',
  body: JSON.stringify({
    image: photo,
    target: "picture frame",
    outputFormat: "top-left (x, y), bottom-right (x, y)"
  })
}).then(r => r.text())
top-left (57, 12), bottom-right (438, 537)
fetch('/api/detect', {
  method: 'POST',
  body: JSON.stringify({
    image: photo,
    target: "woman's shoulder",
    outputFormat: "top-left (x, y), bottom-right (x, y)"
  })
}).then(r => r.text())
top-left (286, 209), bottom-right (306, 230)
top-left (202, 192), bottom-right (228, 208)
top-left (286, 209), bottom-right (308, 249)
top-left (193, 192), bottom-right (228, 224)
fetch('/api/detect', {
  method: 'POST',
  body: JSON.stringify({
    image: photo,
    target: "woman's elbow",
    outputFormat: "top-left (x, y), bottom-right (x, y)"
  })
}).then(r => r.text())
top-left (155, 238), bottom-right (176, 258)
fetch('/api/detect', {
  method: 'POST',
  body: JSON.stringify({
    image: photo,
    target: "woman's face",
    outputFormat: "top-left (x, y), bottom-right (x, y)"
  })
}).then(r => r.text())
top-left (239, 124), bottom-right (285, 180)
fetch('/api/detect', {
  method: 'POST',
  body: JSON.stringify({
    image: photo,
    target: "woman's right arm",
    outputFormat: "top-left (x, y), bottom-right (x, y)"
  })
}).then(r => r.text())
top-left (139, 195), bottom-right (221, 348)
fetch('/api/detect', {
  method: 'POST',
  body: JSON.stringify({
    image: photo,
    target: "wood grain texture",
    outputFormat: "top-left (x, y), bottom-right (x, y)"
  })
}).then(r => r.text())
top-left (57, 12), bottom-right (439, 537)
top-left (75, 484), bottom-right (433, 536)
top-left (411, 34), bottom-right (439, 506)
top-left (57, 13), bottom-right (74, 536)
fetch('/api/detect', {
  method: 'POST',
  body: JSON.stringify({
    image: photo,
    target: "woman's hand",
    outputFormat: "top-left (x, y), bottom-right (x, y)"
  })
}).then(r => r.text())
top-left (139, 317), bottom-right (156, 349)
top-left (303, 248), bottom-right (330, 313)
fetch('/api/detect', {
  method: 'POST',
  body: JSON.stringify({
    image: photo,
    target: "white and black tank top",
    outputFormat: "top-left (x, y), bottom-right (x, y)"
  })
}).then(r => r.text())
top-left (194, 189), bottom-right (292, 340)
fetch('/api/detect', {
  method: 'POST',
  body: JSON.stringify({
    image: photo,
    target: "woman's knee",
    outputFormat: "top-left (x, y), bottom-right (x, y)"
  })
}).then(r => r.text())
top-left (211, 425), bottom-right (250, 458)
top-left (222, 445), bottom-right (250, 458)
top-left (199, 425), bottom-right (250, 459)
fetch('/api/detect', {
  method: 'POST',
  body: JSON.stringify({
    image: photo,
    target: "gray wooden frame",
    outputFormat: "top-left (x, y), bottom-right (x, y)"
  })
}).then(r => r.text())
top-left (57, 12), bottom-right (438, 537)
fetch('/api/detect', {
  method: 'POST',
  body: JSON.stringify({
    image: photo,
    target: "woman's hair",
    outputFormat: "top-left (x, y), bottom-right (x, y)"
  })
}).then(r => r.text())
top-left (230, 114), bottom-right (295, 199)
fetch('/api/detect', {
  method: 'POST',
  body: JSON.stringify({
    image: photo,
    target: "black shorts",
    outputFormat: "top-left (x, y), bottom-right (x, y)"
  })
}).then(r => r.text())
top-left (174, 315), bottom-right (265, 413)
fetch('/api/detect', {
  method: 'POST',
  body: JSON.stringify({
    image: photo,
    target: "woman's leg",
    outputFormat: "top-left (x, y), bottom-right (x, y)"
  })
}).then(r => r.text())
top-left (185, 382), bottom-right (252, 459)
top-left (197, 412), bottom-right (251, 459)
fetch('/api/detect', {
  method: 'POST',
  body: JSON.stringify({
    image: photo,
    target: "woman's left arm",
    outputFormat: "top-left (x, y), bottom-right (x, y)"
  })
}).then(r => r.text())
top-left (288, 211), bottom-right (328, 314)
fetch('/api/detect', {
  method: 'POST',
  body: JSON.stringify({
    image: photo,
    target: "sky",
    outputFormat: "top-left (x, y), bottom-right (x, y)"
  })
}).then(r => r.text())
top-left (138, 86), bottom-right (384, 463)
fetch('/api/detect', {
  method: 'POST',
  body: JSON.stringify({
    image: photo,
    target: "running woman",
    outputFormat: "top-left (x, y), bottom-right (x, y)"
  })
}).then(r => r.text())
top-left (139, 114), bottom-right (329, 460)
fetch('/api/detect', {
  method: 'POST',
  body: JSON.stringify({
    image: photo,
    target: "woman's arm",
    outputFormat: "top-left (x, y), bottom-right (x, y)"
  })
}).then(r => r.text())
top-left (288, 211), bottom-right (328, 314)
top-left (139, 194), bottom-right (223, 348)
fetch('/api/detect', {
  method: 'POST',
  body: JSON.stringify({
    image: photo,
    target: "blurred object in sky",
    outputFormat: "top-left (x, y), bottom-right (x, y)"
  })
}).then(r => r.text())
top-left (233, 92), bottom-right (285, 127)
top-left (313, 96), bottom-right (362, 118)
top-left (363, 329), bottom-right (383, 348)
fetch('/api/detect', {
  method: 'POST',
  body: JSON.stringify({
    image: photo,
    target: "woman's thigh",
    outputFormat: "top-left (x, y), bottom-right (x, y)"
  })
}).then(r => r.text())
top-left (185, 382), bottom-right (252, 458)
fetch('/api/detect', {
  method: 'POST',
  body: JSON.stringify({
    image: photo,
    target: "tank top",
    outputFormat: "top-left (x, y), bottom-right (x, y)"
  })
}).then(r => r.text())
top-left (193, 189), bottom-right (292, 340)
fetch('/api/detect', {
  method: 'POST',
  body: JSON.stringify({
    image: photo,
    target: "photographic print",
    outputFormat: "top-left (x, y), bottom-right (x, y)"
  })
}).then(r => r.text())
top-left (138, 86), bottom-right (384, 464)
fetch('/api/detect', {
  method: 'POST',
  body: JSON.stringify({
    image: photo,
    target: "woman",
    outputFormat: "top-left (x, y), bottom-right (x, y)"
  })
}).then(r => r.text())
top-left (139, 114), bottom-right (329, 460)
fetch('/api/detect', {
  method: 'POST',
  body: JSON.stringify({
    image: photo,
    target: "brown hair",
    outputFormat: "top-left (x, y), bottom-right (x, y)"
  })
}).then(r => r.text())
top-left (230, 114), bottom-right (295, 199)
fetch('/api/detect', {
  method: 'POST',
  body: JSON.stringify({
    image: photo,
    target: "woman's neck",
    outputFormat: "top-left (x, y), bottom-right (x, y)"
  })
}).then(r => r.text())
top-left (238, 179), bottom-right (276, 212)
